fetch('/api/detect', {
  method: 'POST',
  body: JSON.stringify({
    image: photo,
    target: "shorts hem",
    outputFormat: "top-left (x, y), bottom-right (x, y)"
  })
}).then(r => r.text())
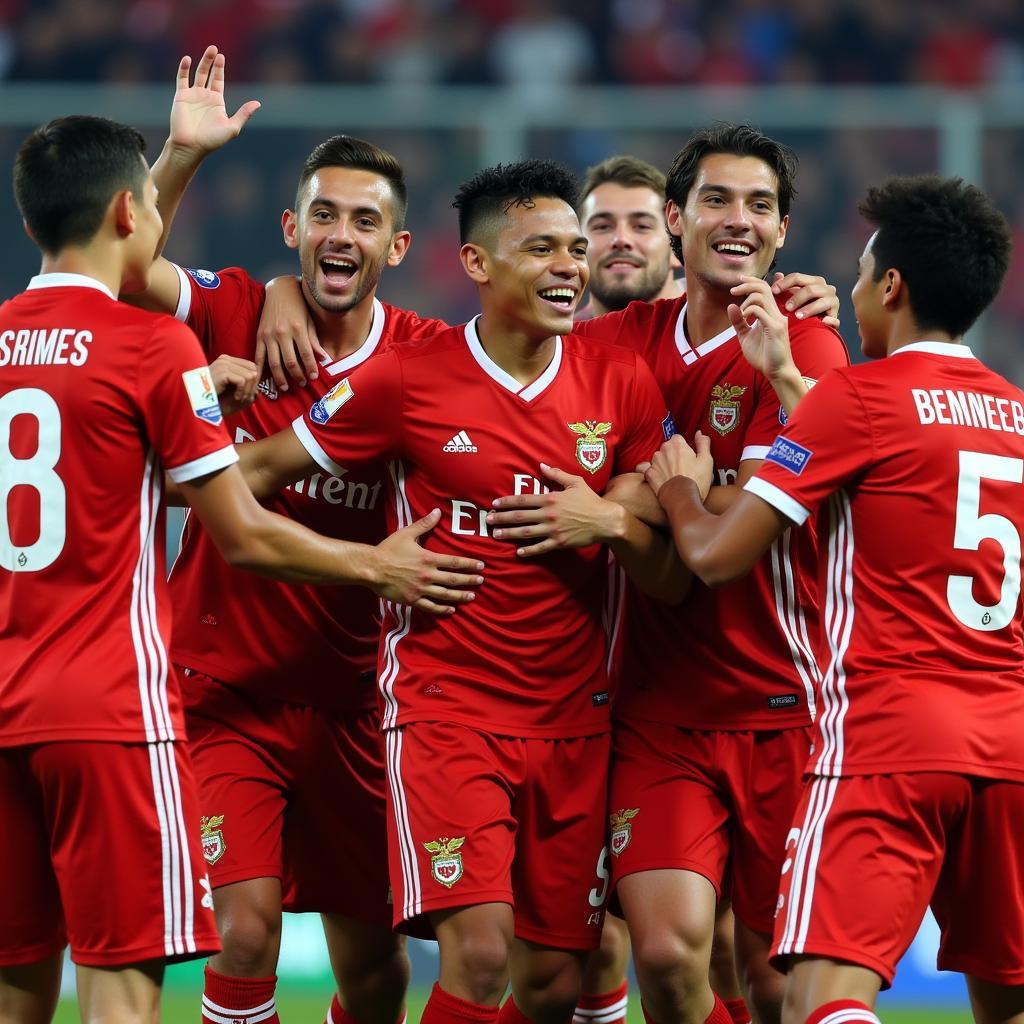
top-left (612, 860), bottom-right (722, 902)
top-left (71, 939), bottom-right (221, 968)
top-left (285, 899), bottom-right (390, 928)
top-left (938, 955), bottom-right (1024, 986)
top-left (396, 888), bottom-right (514, 926)
top-left (0, 939), bottom-right (67, 967)
top-left (513, 921), bottom-right (600, 952)
top-left (209, 866), bottom-right (282, 889)
top-left (770, 942), bottom-right (894, 988)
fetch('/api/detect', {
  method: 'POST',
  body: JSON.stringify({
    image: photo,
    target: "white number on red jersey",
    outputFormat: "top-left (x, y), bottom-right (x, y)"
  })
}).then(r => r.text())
top-left (0, 388), bottom-right (66, 572)
top-left (947, 449), bottom-right (1023, 632)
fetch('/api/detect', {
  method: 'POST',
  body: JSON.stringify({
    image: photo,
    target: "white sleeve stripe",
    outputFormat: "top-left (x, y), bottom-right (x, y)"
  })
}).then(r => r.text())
top-left (744, 476), bottom-right (811, 525)
top-left (172, 264), bottom-right (192, 322)
top-left (167, 445), bottom-right (238, 483)
top-left (741, 444), bottom-right (772, 462)
top-left (291, 415), bottom-right (345, 476)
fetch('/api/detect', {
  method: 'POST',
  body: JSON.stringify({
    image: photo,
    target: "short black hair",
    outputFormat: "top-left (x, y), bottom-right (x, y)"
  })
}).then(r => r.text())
top-left (664, 123), bottom-right (798, 262)
top-left (859, 175), bottom-right (1012, 339)
top-left (297, 135), bottom-right (407, 231)
top-left (14, 115), bottom-right (147, 255)
top-left (453, 160), bottom-right (579, 245)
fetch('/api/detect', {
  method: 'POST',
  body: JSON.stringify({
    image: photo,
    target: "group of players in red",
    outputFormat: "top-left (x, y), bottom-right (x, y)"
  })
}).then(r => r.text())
top-left (1, 43), bottom-right (1022, 1024)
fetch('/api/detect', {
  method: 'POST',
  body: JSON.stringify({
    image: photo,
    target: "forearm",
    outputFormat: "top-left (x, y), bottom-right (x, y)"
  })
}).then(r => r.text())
top-left (603, 472), bottom-right (667, 527)
top-left (768, 364), bottom-right (810, 417)
top-left (605, 504), bottom-right (691, 603)
top-left (151, 138), bottom-right (208, 256)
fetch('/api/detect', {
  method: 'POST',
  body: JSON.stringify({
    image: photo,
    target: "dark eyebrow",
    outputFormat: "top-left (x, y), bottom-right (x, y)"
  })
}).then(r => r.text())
top-left (521, 233), bottom-right (588, 248)
top-left (697, 184), bottom-right (777, 202)
top-left (308, 198), bottom-right (383, 219)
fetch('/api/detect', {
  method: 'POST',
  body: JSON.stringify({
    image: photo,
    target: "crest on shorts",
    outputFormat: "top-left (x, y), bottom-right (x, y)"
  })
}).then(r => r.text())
top-left (200, 814), bottom-right (227, 865)
top-left (568, 420), bottom-right (612, 474)
top-left (423, 836), bottom-right (465, 888)
top-left (709, 384), bottom-right (747, 436)
top-left (609, 808), bottom-right (639, 857)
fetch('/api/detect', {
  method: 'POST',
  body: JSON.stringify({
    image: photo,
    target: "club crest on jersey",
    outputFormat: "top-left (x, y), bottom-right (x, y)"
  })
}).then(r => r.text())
top-left (568, 420), bottom-right (612, 473)
top-left (423, 836), bottom-right (465, 888)
top-left (609, 807), bottom-right (639, 857)
top-left (182, 366), bottom-right (223, 425)
top-left (200, 814), bottom-right (227, 865)
top-left (310, 378), bottom-right (354, 425)
top-left (185, 267), bottom-right (221, 289)
top-left (709, 384), bottom-right (747, 435)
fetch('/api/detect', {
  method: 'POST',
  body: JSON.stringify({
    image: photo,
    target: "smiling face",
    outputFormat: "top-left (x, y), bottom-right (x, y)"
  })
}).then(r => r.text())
top-left (580, 181), bottom-right (674, 310)
top-left (473, 196), bottom-right (590, 339)
top-left (283, 166), bottom-right (406, 314)
top-left (667, 152), bottom-right (787, 294)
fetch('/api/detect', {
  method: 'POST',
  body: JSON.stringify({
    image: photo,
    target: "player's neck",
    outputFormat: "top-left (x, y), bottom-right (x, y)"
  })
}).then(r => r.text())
top-left (475, 314), bottom-right (558, 387)
top-left (682, 281), bottom-right (734, 344)
top-left (38, 249), bottom-right (122, 298)
top-left (889, 329), bottom-right (960, 356)
top-left (306, 286), bottom-right (377, 361)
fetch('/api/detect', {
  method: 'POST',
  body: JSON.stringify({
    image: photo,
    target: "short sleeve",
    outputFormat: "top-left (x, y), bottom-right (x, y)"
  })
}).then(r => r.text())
top-left (745, 369), bottom-right (872, 526)
top-left (740, 317), bottom-right (850, 463)
top-left (137, 318), bottom-right (238, 482)
top-left (172, 265), bottom-right (263, 360)
top-left (614, 353), bottom-right (673, 472)
top-left (292, 349), bottom-right (404, 475)
top-left (572, 304), bottom-right (636, 346)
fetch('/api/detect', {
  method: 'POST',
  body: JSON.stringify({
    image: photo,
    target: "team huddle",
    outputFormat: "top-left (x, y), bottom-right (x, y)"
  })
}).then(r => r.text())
top-left (1, 44), bottom-right (1022, 1024)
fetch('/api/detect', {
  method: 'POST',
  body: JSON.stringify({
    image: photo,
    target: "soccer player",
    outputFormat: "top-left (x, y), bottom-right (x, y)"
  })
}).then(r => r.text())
top-left (126, 47), bottom-right (454, 1024)
top-left (228, 159), bottom-right (679, 1024)
top-left (643, 174), bottom-right (1024, 1024)
top-left (491, 125), bottom-right (847, 1024)
top-left (0, 116), bottom-right (482, 1024)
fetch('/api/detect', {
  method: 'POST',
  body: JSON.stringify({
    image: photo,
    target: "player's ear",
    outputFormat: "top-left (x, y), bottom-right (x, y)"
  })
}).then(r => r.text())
top-left (882, 268), bottom-right (903, 307)
top-left (776, 213), bottom-right (789, 249)
top-left (460, 242), bottom-right (490, 285)
top-left (112, 189), bottom-right (136, 240)
top-left (21, 219), bottom-right (36, 244)
top-left (387, 230), bottom-right (412, 267)
top-left (282, 208), bottom-right (299, 250)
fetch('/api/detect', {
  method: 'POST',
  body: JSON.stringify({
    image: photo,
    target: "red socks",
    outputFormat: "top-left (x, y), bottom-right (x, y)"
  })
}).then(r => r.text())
top-left (722, 995), bottom-right (752, 1024)
top-left (805, 1001), bottom-right (881, 1024)
top-left (420, 983), bottom-right (501, 1024)
top-left (496, 999), bottom-right (532, 1024)
top-left (642, 993), bottom-right (731, 1024)
top-left (573, 981), bottom-right (629, 1024)
top-left (324, 993), bottom-right (405, 1024)
top-left (201, 966), bottom-right (279, 1024)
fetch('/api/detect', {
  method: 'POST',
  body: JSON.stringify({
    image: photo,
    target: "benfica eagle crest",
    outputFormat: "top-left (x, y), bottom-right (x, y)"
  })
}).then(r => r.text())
top-left (709, 384), bottom-right (747, 435)
top-left (609, 808), bottom-right (639, 857)
top-left (568, 420), bottom-right (612, 473)
top-left (200, 814), bottom-right (227, 865)
top-left (423, 836), bottom-right (465, 887)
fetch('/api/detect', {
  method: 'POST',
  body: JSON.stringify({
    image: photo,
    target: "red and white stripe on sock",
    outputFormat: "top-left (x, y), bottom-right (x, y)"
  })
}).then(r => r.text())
top-left (805, 1000), bottom-right (881, 1024)
top-left (573, 981), bottom-right (629, 1024)
top-left (201, 967), bottom-right (279, 1024)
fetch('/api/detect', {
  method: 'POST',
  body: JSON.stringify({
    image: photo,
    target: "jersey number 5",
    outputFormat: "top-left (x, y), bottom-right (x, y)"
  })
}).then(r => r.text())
top-left (947, 449), bottom-right (1023, 632)
top-left (0, 388), bottom-right (66, 572)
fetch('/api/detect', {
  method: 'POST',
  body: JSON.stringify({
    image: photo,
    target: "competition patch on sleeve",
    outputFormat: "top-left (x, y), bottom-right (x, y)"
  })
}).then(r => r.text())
top-left (184, 267), bottom-right (221, 289)
top-left (181, 366), bottom-right (223, 425)
top-left (662, 411), bottom-right (676, 440)
top-left (310, 378), bottom-right (355, 425)
top-left (779, 377), bottom-right (818, 425)
top-left (764, 435), bottom-right (813, 475)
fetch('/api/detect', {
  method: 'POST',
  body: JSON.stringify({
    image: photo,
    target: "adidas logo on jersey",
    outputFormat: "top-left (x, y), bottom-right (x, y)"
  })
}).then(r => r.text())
top-left (257, 377), bottom-right (278, 401)
top-left (443, 430), bottom-right (477, 453)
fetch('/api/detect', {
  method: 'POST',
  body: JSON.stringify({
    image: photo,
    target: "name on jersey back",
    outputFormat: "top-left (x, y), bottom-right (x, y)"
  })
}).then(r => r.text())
top-left (912, 387), bottom-right (1024, 436)
top-left (0, 327), bottom-right (92, 366)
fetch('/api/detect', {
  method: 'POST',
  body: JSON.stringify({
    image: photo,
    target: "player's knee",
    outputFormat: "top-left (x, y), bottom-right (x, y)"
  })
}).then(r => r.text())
top-left (591, 915), bottom-right (631, 976)
top-left (633, 930), bottom-right (705, 998)
top-left (444, 933), bottom-right (511, 1003)
top-left (217, 905), bottom-right (281, 975)
top-left (743, 967), bottom-right (784, 1024)
top-left (334, 934), bottom-right (410, 997)
top-left (514, 957), bottom-right (585, 1024)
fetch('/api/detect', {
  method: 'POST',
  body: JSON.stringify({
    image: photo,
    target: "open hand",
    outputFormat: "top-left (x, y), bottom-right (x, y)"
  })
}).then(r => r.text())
top-left (255, 276), bottom-right (329, 390)
top-left (770, 271), bottom-right (840, 328)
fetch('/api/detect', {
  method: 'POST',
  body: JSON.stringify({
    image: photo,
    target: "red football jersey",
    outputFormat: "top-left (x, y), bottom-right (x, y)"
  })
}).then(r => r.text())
top-left (168, 265), bottom-right (447, 710)
top-left (577, 294), bottom-right (849, 729)
top-left (0, 274), bottom-right (237, 746)
top-left (293, 319), bottom-right (672, 737)
top-left (748, 341), bottom-right (1024, 781)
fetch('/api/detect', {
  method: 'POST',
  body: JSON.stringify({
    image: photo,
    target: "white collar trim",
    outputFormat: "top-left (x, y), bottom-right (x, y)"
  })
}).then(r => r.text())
top-left (891, 340), bottom-right (975, 360)
top-left (27, 273), bottom-right (115, 300)
top-left (464, 316), bottom-right (562, 402)
top-left (673, 299), bottom-right (736, 366)
top-left (322, 297), bottom-right (387, 375)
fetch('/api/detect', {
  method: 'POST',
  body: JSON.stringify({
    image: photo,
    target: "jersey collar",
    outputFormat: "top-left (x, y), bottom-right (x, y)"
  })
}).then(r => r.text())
top-left (891, 340), bottom-right (976, 360)
top-left (321, 297), bottom-right (386, 376)
top-left (673, 298), bottom-right (735, 366)
top-left (27, 272), bottom-right (115, 300)
top-left (464, 316), bottom-right (562, 402)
